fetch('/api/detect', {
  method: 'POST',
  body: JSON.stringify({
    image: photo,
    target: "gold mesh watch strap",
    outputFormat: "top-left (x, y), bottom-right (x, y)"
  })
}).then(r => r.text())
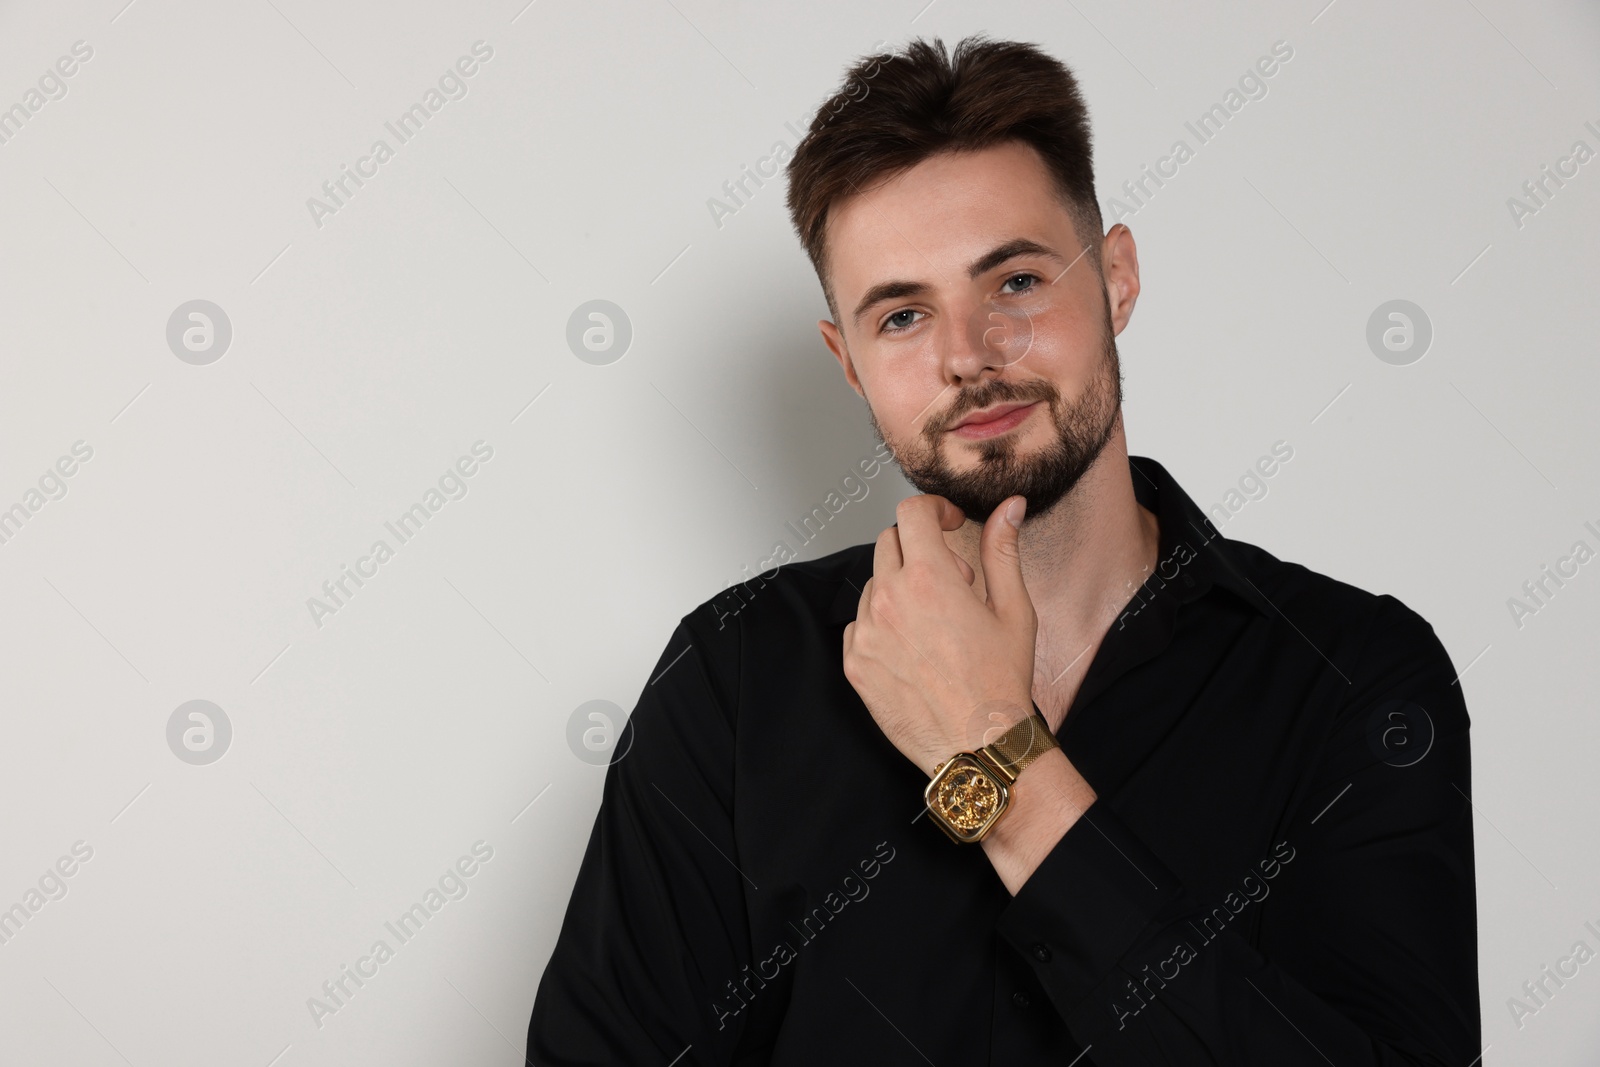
top-left (980, 704), bottom-right (1059, 783)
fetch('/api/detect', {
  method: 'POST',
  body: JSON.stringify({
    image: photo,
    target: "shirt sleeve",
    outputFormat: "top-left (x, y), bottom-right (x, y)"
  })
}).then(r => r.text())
top-left (994, 594), bottom-right (1481, 1065)
top-left (526, 605), bottom-right (764, 1066)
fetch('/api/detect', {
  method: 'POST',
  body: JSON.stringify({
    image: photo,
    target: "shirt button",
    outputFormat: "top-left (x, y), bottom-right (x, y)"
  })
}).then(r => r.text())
top-left (1012, 991), bottom-right (1032, 1009)
top-left (1032, 943), bottom-right (1052, 963)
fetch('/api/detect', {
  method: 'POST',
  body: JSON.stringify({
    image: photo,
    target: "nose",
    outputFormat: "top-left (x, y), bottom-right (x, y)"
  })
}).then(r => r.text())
top-left (944, 298), bottom-right (1035, 384)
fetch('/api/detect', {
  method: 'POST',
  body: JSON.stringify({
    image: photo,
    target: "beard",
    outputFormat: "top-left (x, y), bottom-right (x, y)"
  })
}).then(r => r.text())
top-left (867, 313), bottom-right (1123, 525)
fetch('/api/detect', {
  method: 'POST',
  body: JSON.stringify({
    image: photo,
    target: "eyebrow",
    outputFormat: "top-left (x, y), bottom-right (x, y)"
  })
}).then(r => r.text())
top-left (849, 238), bottom-right (1069, 326)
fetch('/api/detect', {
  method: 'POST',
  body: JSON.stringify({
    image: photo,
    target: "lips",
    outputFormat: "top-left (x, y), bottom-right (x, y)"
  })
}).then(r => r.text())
top-left (950, 401), bottom-right (1036, 431)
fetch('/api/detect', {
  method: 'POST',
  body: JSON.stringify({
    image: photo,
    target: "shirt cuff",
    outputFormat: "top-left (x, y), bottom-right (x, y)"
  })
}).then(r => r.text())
top-left (994, 799), bottom-right (1183, 1015)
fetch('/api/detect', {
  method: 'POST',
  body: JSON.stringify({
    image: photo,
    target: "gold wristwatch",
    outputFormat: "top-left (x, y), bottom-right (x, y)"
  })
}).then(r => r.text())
top-left (925, 703), bottom-right (1059, 844)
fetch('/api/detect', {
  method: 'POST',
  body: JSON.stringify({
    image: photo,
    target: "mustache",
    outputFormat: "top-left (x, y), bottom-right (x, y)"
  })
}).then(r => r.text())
top-left (930, 379), bottom-right (1058, 436)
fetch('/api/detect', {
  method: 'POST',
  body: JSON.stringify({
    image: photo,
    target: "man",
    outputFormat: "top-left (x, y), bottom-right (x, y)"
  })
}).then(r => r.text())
top-left (528, 35), bottom-right (1479, 1065)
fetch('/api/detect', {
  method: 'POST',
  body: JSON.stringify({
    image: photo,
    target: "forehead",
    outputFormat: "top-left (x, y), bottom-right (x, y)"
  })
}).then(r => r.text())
top-left (823, 141), bottom-right (1072, 302)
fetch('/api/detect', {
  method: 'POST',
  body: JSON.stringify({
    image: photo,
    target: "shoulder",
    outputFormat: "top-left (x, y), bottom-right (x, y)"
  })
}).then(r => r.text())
top-left (667, 539), bottom-right (872, 684)
top-left (681, 540), bottom-right (873, 640)
top-left (1215, 534), bottom-right (1389, 627)
top-left (1214, 534), bottom-right (1467, 729)
top-left (621, 543), bottom-right (872, 748)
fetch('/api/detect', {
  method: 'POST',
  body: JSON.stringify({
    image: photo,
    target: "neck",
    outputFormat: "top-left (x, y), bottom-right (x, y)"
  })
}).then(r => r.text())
top-left (943, 416), bottom-right (1159, 723)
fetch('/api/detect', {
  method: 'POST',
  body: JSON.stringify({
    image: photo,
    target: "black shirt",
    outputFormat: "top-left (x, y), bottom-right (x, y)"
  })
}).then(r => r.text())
top-left (527, 455), bottom-right (1480, 1065)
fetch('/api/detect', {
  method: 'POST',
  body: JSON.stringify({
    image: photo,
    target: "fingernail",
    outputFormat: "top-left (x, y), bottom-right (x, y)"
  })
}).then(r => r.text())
top-left (1005, 497), bottom-right (1026, 527)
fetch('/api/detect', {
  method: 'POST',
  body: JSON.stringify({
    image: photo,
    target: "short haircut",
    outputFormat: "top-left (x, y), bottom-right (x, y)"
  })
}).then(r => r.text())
top-left (785, 35), bottom-right (1104, 324)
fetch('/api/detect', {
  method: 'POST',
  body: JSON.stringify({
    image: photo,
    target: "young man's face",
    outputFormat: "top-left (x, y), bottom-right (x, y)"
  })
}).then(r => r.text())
top-left (817, 140), bottom-right (1140, 524)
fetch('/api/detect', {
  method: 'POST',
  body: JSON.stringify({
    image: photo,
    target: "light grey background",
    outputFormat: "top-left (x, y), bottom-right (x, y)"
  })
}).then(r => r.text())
top-left (0, 0), bottom-right (1595, 1063)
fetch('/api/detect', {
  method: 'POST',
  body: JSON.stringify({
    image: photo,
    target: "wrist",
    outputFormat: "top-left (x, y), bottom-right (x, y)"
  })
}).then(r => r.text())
top-left (981, 750), bottom-right (1097, 893)
top-left (955, 696), bottom-right (1035, 764)
top-left (924, 702), bottom-right (1062, 845)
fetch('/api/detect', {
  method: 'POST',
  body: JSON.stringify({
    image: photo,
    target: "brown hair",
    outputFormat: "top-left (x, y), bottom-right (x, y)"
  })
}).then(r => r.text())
top-left (785, 35), bottom-right (1103, 323)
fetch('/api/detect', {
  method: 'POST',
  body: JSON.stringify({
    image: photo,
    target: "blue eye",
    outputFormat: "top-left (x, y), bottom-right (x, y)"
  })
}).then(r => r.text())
top-left (882, 308), bottom-right (923, 334)
top-left (1001, 273), bottom-right (1039, 294)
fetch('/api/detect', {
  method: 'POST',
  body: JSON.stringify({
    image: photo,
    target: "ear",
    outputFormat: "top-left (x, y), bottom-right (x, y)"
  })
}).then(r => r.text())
top-left (819, 319), bottom-right (864, 397)
top-left (1101, 224), bottom-right (1142, 336)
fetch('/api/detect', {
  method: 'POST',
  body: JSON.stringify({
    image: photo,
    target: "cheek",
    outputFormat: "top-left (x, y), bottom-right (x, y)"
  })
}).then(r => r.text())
top-left (1018, 302), bottom-right (1102, 381)
top-left (876, 378), bottom-right (944, 442)
top-left (856, 338), bottom-right (947, 427)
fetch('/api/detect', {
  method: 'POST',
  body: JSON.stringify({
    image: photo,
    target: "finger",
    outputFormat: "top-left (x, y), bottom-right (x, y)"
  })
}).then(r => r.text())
top-left (873, 522), bottom-right (903, 579)
top-left (923, 496), bottom-right (976, 584)
top-left (854, 576), bottom-right (874, 623)
top-left (894, 494), bottom-right (957, 570)
top-left (979, 495), bottom-right (1032, 622)
top-left (936, 497), bottom-right (974, 585)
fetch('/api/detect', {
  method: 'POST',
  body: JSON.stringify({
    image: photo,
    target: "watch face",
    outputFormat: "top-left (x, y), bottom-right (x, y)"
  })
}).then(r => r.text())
top-left (926, 755), bottom-right (1007, 842)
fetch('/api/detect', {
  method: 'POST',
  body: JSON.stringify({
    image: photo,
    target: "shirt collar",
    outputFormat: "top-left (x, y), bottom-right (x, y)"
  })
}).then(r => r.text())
top-left (827, 454), bottom-right (1273, 624)
top-left (1129, 454), bottom-right (1274, 617)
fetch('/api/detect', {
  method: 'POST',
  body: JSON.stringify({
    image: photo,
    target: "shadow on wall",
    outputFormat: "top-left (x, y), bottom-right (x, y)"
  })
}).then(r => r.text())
top-left (744, 286), bottom-right (911, 563)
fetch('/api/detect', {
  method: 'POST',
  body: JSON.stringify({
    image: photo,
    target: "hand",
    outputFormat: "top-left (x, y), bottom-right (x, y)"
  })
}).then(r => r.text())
top-left (842, 493), bottom-right (1037, 776)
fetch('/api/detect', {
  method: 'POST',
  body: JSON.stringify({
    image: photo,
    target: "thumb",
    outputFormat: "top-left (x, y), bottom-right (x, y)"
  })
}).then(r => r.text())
top-left (980, 495), bottom-right (1030, 620)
